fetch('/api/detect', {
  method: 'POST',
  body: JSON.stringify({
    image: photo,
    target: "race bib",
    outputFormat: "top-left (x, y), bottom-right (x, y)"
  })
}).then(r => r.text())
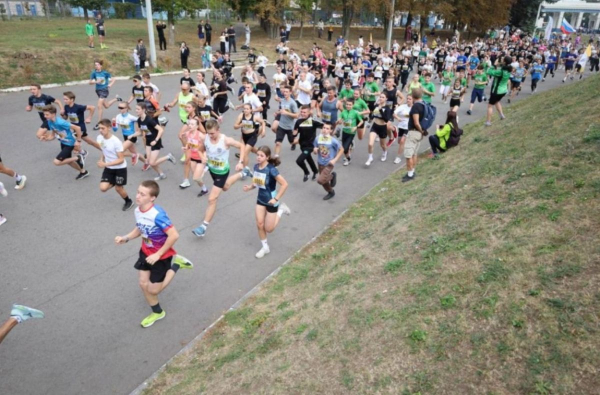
top-left (252, 172), bottom-right (267, 189)
top-left (67, 114), bottom-right (79, 123)
top-left (208, 158), bottom-right (225, 170)
top-left (257, 90), bottom-right (266, 97)
top-left (322, 112), bottom-right (331, 121)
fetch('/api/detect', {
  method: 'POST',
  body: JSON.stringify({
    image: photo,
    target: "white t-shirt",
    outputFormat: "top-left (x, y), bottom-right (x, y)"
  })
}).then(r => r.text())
top-left (348, 70), bottom-right (361, 86)
top-left (257, 55), bottom-right (268, 67)
top-left (392, 43), bottom-right (400, 53)
top-left (445, 55), bottom-right (457, 67)
top-left (395, 104), bottom-right (411, 130)
top-left (358, 37), bottom-right (364, 47)
top-left (382, 56), bottom-right (393, 70)
top-left (97, 134), bottom-right (127, 169)
top-left (194, 82), bottom-right (210, 98)
top-left (273, 72), bottom-right (287, 88)
top-left (141, 82), bottom-right (160, 98)
top-left (402, 49), bottom-right (411, 58)
top-left (297, 79), bottom-right (312, 105)
top-left (243, 93), bottom-right (263, 110)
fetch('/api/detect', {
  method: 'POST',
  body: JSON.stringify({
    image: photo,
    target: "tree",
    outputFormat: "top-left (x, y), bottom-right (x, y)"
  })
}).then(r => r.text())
top-left (64, 0), bottom-right (106, 19)
top-left (510, 0), bottom-right (558, 32)
top-left (296, 0), bottom-right (314, 38)
top-left (152, 0), bottom-right (198, 45)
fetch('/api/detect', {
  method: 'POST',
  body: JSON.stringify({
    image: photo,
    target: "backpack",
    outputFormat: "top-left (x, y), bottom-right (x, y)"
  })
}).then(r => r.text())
top-left (419, 102), bottom-right (437, 133)
top-left (446, 124), bottom-right (463, 148)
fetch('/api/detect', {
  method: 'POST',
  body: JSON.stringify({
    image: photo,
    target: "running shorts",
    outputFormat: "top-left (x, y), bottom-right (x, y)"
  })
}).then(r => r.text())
top-left (209, 169), bottom-right (229, 189)
top-left (371, 123), bottom-right (388, 139)
top-left (242, 131), bottom-right (258, 147)
top-left (56, 143), bottom-right (75, 161)
top-left (488, 93), bottom-right (506, 105)
top-left (101, 167), bottom-right (127, 186)
top-left (134, 250), bottom-right (173, 283)
top-left (275, 127), bottom-right (294, 144)
top-left (96, 89), bottom-right (109, 99)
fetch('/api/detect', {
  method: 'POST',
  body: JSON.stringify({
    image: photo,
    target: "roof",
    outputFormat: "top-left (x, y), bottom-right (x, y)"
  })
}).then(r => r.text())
top-left (541, 1), bottom-right (600, 13)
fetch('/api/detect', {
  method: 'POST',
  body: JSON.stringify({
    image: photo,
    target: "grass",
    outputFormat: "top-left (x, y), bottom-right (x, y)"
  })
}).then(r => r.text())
top-left (141, 77), bottom-right (600, 393)
top-left (0, 18), bottom-right (452, 89)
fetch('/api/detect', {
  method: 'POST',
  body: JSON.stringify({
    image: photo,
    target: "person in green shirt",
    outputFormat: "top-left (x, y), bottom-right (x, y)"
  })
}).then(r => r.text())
top-left (336, 99), bottom-right (363, 166)
top-left (467, 65), bottom-right (488, 115)
top-left (419, 72), bottom-right (435, 104)
top-left (362, 74), bottom-right (379, 112)
top-left (429, 110), bottom-right (459, 158)
top-left (485, 56), bottom-right (512, 126)
top-left (352, 89), bottom-right (370, 141)
top-left (458, 70), bottom-right (468, 102)
top-left (85, 19), bottom-right (95, 48)
top-left (440, 67), bottom-right (454, 103)
top-left (338, 79), bottom-right (354, 103)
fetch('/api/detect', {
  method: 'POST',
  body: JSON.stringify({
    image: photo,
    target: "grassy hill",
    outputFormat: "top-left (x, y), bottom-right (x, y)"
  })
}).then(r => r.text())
top-left (143, 76), bottom-right (600, 394)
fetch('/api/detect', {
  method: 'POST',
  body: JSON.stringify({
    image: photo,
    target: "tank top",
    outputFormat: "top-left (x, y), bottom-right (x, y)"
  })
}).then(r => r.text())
top-left (384, 88), bottom-right (397, 107)
top-left (178, 92), bottom-right (194, 122)
top-left (204, 133), bottom-right (230, 174)
top-left (240, 113), bottom-right (260, 135)
top-left (451, 87), bottom-right (462, 100)
top-left (321, 98), bottom-right (338, 125)
top-left (186, 129), bottom-right (203, 161)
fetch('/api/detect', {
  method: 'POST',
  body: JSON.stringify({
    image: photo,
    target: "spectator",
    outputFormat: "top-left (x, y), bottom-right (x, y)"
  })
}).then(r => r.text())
top-left (280, 26), bottom-right (287, 43)
top-left (85, 19), bottom-right (94, 48)
top-left (136, 39), bottom-right (147, 70)
top-left (328, 25), bottom-right (334, 41)
top-left (429, 111), bottom-right (458, 158)
top-left (180, 42), bottom-right (190, 69)
top-left (285, 21), bottom-right (292, 41)
top-left (133, 49), bottom-right (140, 73)
top-left (227, 25), bottom-right (237, 53)
top-left (156, 21), bottom-right (167, 51)
top-left (96, 12), bottom-right (106, 49)
top-left (317, 19), bottom-right (324, 39)
top-left (220, 30), bottom-right (227, 54)
top-left (205, 20), bottom-right (213, 46)
top-left (244, 23), bottom-right (251, 47)
top-left (403, 88), bottom-right (427, 183)
top-left (197, 19), bottom-right (206, 46)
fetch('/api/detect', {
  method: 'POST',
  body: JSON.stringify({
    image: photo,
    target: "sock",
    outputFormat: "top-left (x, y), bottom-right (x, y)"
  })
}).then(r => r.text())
top-left (261, 239), bottom-right (269, 249)
top-left (408, 170), bottom-right (415, 177)
top-left (368, 154), bottom-right (373, 160)
top-left (277, 209), bottom-right (284, 218)
top-left (14, 173), bottom-right (22, 182)
top-left (11, 315), bottom-right (22, 324)
top-left (123, 196), bottom-right (131, 203)
top-left (203, 220), bottom-right (210, 227)
top-left (151, 303), bottom-right (162, 314)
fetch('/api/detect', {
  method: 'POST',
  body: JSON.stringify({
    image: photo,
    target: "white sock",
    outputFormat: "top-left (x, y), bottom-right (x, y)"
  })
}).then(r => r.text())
top-left (202, 185), bottom-right (208, 191)
top-left (203, 221), bottom-right (209, 227)
top-left (277, 209), bottom-right (284, 218)
top-left (261, 239), bottom-right (269, 249)
top-left (368, 154), bottom-right (373, 160)
top-left (14, 174), bottom-right (22, 182)
top-left (408, 170), bottom-right (414, 177)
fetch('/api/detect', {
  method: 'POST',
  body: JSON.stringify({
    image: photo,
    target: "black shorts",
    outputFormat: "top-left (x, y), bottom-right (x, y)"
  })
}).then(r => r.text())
top-left (56, 143), bottom-right (75, 161)
top-left (242, 132), bottom-right (258, 147)
top-left (258, 201), bottom-right (278, 213)
top-left (341, 132), bottom-right (355, 154)
top-left (146, 139), bottom-right (163, 151)
top-left (191, 158), bottom-right (202, 163)
top-left (456, 66), bottom-right (466, 73)
top-left (511, 80), bottom-right (521, 88)
top-left (371, 123), bottom-right (388, 139)
top-left (575, 64), bottom-right (583, 72)
top-left (397, 127), bottom-right (408, 137)
top-left (124, 135), bottom-right (138, 144)
top-left (134, 250), bottom-right (173, 283)
top-left (275, 127), bottom-right (294, 144)
top-left (40, 119), bottom-right (49, 129)
top-left (449, 98), bottom-right (461, 108)
top-left (488, 93), bottom-right (506, 105)
top-left (565, 64), bottom-right (574, 71)
top-left (96, 89), bottom-right (109, 99)
top-left (274, 113), bottom-right (281, 122)
top-left (101, 167), bottom-right (127, 186)
top-left (98, 30), bottom-right (105, 37)
top-left (209, 169), bottom-right (229, 188)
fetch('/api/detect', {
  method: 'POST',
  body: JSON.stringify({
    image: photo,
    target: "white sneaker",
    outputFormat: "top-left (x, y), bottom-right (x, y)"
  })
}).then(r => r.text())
top-left (394, 157), bottom-right (402, 164)
top-left (154, 174), bottom-right (167, 181)
top-left (278, 202), bottom-right (291, 216)
top-left (0, 214), bottom-right (6, 227)
top-left (365, 157), bottom-right (373, 166)
top-left (255, 246), bottom-right (270, 259)
top-left (0, 182), bottom-right (7, 197)
top-left (179, 179), bottom-right (191, 188)
top-left (381, 152), bottom-right (387, 162)
top-left (14, 175), bottom-right (27, 190)
top-left (342, 157), bottom-right (349, 166)
top-left (375, 137), bottom-right (380, 142)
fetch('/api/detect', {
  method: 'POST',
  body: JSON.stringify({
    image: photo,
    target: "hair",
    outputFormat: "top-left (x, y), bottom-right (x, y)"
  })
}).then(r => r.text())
top-left (98, 119), bottom-right (112, 128)
top-left (141, 180), bottom-right (160, 198)
top-left (63, 91), bottom-right (76, 100)
top-left (411, 88), bottom-right (423, 100)
top-left (326, 86), bottom-right (336, 93)
top-left (95, 59), bottom-right (104, 66)
top-left (118, 102), bottom-right (130, 110)
top-left (257, 146), bottom-right (281, 167)
top-left (142, 72), bottom-right (151, 79)
top-left (183, 67), bottom-right (190, 73)
top-left (138, 38), bottom-right (143, 43)
top-left (281, 84), bottom-right (291, 91)
top-left (345, 98), bottom-right (355, 105)
top-left (423, 72), bottom-right (431, 78)
top-left (205, 119), bottom-right (219, 131)
top-left (196, 71), bottom-right (205, 78)
top-left (502, 55), bottom-right (513, 72)
top-left (300, 105), bottom-right (311, 111)
top-left (186, 101), bottom-right (198, 112)
top-left (243, 103), bottom-right (252, 111)
top-left (344, 79), bottom-right (351, 85)
top-left (43, 105), bottom-right (57, 114)
top-left (144, 85), bottom-right (154, 93)
top-left (31, 83), bottom-right (41, 89)
top-left (445, 111), bottom-right (459, 132)
top-left (132, 74), bottom-right (142, 81)
top-left (322, 123), bottom-right (332, 130)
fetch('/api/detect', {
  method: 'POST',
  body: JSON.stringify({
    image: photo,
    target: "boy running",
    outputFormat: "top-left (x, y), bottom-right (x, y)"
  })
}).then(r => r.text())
top-left (313, 123), bottom-right (343, 200)
top-left (89, 60), bottom-right (120, 128)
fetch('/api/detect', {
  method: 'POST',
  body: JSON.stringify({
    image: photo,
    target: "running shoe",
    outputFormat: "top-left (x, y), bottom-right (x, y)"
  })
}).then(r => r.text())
top-left (14, 175), bottom-right (27, 190)
top-left (75, 171), bottom-right (90, 180)
top-left (394, 157), bottom-right (402, 164)
top-left (141, 311), bottom-right (166, 328)
top-left (507, 98), bottom-right (511, 104)
top-left (154, 173), bottom-right (167, 181)
top-left (312, 173), bottom-right (317, 181)
top-left (197, 188), bottom-right (209, 197)
top-left (323, 191), bottom-right (335, 200)
top-left (255, 246), bottom-right (270, 259)
top-left (330, 172), bottom-right (337, 188)
top-left (291, 144), bottom-right (296, 151)
top-left (381, 152), bottom-right (388, 162)
top-left (0, 214), bottom-right (6, 227)
top-left (401, 174), bottom-right (415, 183)
top-left (365, 157), bottom-right (374, 166)
top-left (141, 163), bottom-right (151, 172)
top-left (192, 224), bottom-right (207, 237)
top-left (172, 254), bottom-right (194, 269)
top-left (180, 153), bottom-right (186, 162)
top-left (467, 110), bottom-right (472, 115)
top-left (115, 95), bottom-right (122, 102)
top-left (77, 153), bottom-right (85, 169)
top-left (10, 304), bottom-right (44, 322)
top-left (93, 124), bottom-right (100, 131)
top-left (241, 166), bottom-right (252, 180)
top-left (179, 179), bottom-right (191, 189)
top-left (0, 182), bottom-right (7, 197)
top-left (278, 202), bottom-right (291, 216)
top-left (484, 121), bottom-right (492, 127)
top-left (131, 153), bottom-right (139, 166)
top-left (80, 149), bottom-right (89, 161)
top-left (342, 158), bottom-right (349, 166)
top-left (303, 174), bottom-right (309, 182)
top-left (167, 153), bottom-right (176, 164)
top-left (122, 199), bottom-right (134, 211)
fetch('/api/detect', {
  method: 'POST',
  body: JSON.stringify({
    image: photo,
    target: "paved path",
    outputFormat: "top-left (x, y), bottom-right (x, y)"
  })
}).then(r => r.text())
top-left (0, 65), bottom-right (571, 394)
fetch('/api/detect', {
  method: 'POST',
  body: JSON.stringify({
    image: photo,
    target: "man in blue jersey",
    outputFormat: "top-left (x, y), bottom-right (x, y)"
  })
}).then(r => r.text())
top-left (62, 91), bottom-right (100, 157)
top-left (88, 60), bottom-right (120, 129)
top-left (26, 83), bottom-right (64, 140)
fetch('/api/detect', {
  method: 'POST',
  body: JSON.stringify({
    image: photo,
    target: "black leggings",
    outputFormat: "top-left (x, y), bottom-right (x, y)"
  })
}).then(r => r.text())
top-left (400, 73), bottom-right (409, 90)
top-left (590, 59), bottom-right (599, 72)
top-left (429, 135), bottom-right (446, 155)
top-left (531, 78), bottom-right (540, 91)
top-left (296, 148), bottom-right (318, 175)
top-left (341, 132), bottom-right (355, 155)
top-left (158, 35), bottom-right (166, 50)
top-left (544, 67), bottom-right (555, 78)
top-left (213, 98), bottom-right (229, 115)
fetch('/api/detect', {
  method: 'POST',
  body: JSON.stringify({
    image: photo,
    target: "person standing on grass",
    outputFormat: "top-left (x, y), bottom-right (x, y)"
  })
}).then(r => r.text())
top-left (156, 21), bottom-right (167, 51)
top-left (89, 60), bottom-right (121, 130)
top-left (227, 25), bottom-right (237, 53)
top-left (180, 42), bottom-right (190, 69)
top-left (85, 19), bottom-right (94, 48)
top-left (115, 180), bottom-right (193, 328)
top-left (402, 88), bottom-right (426, 183)
top-left (95, 13), bottom-right (107, 49)
top-left (197, 20), bottom-right (206, 46)
top-left (136, 39), bottom-right (147, 70)
top-left (484, 56), bottom-right (511, 127)
top-left (205, 20), bottom-right (213, 46)
top-left (317, 19), bottom-right (324, 39)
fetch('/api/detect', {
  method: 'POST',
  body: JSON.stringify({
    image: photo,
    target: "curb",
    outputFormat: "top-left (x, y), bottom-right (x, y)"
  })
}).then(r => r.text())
top-left (0, 63), bottom-right (277, 94)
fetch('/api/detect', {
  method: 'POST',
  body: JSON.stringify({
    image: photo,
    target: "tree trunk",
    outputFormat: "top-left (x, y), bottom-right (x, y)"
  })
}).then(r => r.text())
top-left (299, 15), bottom-right (304, 38)
top-left (341, 2), bottom-right (353, 38)
top-left (419, 14), bottom-right (427, 39)
top-left (83, 7), bottom-right (88, 19)
top-left (168, 10), bottom-right (175, 46)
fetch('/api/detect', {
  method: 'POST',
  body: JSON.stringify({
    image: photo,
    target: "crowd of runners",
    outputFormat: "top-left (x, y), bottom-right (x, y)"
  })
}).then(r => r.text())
top-left (1, 26), bottom-right (599, 332)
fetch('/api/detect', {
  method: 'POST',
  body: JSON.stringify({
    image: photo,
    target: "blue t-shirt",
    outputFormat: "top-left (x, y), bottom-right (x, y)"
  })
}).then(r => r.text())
top-left (362, 60), bottom-right (372, 76)
top-left (531, 65), bottom-right (544, 80)
top-left (314, 134), bottom-right (341, 166)
top-left (48, 117), bottom-right (76, 146)
top-left (90, 70), bottom-right (111, 90)
top-left (252, 163), bottom-right (280, 206)
top-left (63, 104), bottom-right (87, 132)
top-left (456, 55), bottom-right (467, 67)
top-left (565, 53), bottom-right (577, 67)
top-left (546, 56), bottom-right (557, 68)
top-left (512, 67), bottom-right (525, 81)
top-left (468, 57), bottom-right (480, 70)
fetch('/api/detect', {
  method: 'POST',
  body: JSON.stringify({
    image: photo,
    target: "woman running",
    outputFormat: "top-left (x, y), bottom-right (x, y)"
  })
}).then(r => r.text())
top-left (366, 94), bottom-right (393, 166)
top-left (243, 146), bottom-right (291, 259)
top-left (182, 118), bottom-right (209, 197)
top-left (233, 103), bottom-right (265, 167)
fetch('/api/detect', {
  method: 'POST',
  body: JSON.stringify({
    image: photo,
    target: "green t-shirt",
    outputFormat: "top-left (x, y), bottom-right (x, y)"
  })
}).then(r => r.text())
top-left (363, 81), bottom-right (379, 102)
top-left (339, 88), bottom-right (354, 101)
top-left (85, 23), bottom-right (94, 36)
top-left (460, 77), bottom-right (467, 87)
top-left (421, 82), bottom-right (435, 103)
top-left (340, 109), bottom-right (363, 135)
top-left (442, 71), bottom-right (454, 86)
top-left (352, 98), bottom-right (369, 118)
top-left (473, 73), bottom-right (488, 89)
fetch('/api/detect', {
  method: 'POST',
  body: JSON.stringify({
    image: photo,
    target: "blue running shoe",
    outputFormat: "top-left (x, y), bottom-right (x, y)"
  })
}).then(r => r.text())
top-left (192, 224), bottom-right (207, 237)
top-left (11, 304), bottom-right (45, 322)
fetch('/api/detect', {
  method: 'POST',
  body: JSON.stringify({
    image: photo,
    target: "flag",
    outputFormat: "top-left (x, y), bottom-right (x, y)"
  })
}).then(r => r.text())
top-left (585, 44), bottom-right (592, 57)
top-left (544, 17), bottom-right (554, 40)
top-left (561, 19), bottom-right (576, 34)
top-left (370, 32), bottom-right (373, 44)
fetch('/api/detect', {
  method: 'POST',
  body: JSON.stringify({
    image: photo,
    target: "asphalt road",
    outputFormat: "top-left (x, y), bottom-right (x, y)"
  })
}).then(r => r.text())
top-left (0, 64), bottom-right (572, 394)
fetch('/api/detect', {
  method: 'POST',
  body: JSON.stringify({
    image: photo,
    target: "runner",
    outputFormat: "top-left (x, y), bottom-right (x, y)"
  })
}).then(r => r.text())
top-left (255, 74), bottom-right (272, 121)
top-left (233, 103), bottom-right (266, 167)
top-left (115, 180), bottom-right (193, 328)
top-left (392, 94), bottom-right (412, 164)
top-left (449, 79), bottom-right (465, 110)
top-left (293, 105), bottom-right (322, 180)
top-left (164, 81), bottom-right (194, 126)
top-left (530, 61), bottom-right (544, 92)
top-left (440, 66), bottom-right (455, 103)
top-left (112, 103), bottom-right (145, 166)
top-left (96, 119), bottom-right (134, 211)
top-left (127, 75), bottom-right (146, 105)
top-left (88, 60), bottom-right (120, 128)
top-left (0, 155), bottom-right (27, 193)
top-left (181, 118), bottom-right (209, 197)
top-left (313, 123), bottom-right (343, 200)
top-left (26, 84), bottom-right (63, 140)
top-left (62, 91), bottom-right (100, 154)
top-left (318, 87), bottom-right (343, 131)
top-left (192, 120), bottom-right (252, 238)
top-left (508, 61), bottom-right (526, 103)
top-left (575, 48), bottom-right (588, 80)
top-left (352, 88), bottom-right (371, 141)
top-left (366, 94), bottom-right (393, 166)
top-left (467, 65), bottom-right (488, 115)
top-left (135, 103), bottom-right (175, 181)
top-left (243, 146), bottom-right (291, 258)
top-left (273, 85), bottom-right (299, 157)
top-left (562, 49), bottom-right (577, 82)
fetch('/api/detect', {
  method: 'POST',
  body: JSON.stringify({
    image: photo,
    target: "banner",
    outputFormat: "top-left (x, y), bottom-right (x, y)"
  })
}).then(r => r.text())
top-left (545, 17), bottom-right (554, 40)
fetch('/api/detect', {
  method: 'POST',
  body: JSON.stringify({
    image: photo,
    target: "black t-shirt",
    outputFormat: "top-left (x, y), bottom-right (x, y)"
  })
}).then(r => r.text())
top-left (371, 105), bottom-right (393, 122)
top-left (255, 82), bottom-right (271, 103)
top-left (137, 115), bottom-right (159, 142)
top-left (436, 51), bottom-right (446, 64)
top-left (180, 77), bottom-right (196, 87)
top-left (63, 103), bottom-right (87, 131)
top-left (328, 58), bottom-right (336, 70)
top-left (294, 117), bottom-right (324, 147)
top-left (383, 88), bottom-right (397, 108)
top-left (96, 18), bottom-right (104, 34)
top-left (131, 85), bottom-right (145, 103)
top-left (195, 104), bottom-right (214, 125)
top-left (212, 79), bottom-right (228, 99)
top-left (248, 53), bottom-right (257, 64)
top-left (156, 23), bottom-right (166, 37)
top-left (28, 94), bottom-right (55, 121)
top-left (408, 101), bottom-right (425, 131)
top-left (276, 59), bottom-right (287, 69)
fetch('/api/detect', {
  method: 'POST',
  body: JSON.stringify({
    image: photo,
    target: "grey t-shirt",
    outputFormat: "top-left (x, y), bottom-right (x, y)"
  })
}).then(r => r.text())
top-left (278, 98), bottom-right (298, 130)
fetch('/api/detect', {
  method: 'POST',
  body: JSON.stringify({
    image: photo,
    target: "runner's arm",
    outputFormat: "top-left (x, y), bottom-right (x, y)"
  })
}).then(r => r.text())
top-left (115, 227), bottom-right (141, 244)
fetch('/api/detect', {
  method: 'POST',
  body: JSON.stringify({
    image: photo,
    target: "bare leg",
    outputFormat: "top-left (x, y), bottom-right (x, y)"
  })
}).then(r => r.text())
top-left (0, 318), bottom-right (18, 345)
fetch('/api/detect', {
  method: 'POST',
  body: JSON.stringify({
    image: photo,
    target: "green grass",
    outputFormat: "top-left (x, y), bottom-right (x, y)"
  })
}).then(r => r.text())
top-left (142, 76), bottom-right (600, 394)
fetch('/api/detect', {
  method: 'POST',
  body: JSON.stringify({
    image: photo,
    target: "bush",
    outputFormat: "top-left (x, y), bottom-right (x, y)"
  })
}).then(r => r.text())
top-left (113, 3), bottom-right (135, 19)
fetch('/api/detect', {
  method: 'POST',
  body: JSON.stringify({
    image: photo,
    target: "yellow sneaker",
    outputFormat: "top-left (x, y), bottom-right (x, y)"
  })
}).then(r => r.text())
top-left (141, 310), bottom-right (166, 328)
